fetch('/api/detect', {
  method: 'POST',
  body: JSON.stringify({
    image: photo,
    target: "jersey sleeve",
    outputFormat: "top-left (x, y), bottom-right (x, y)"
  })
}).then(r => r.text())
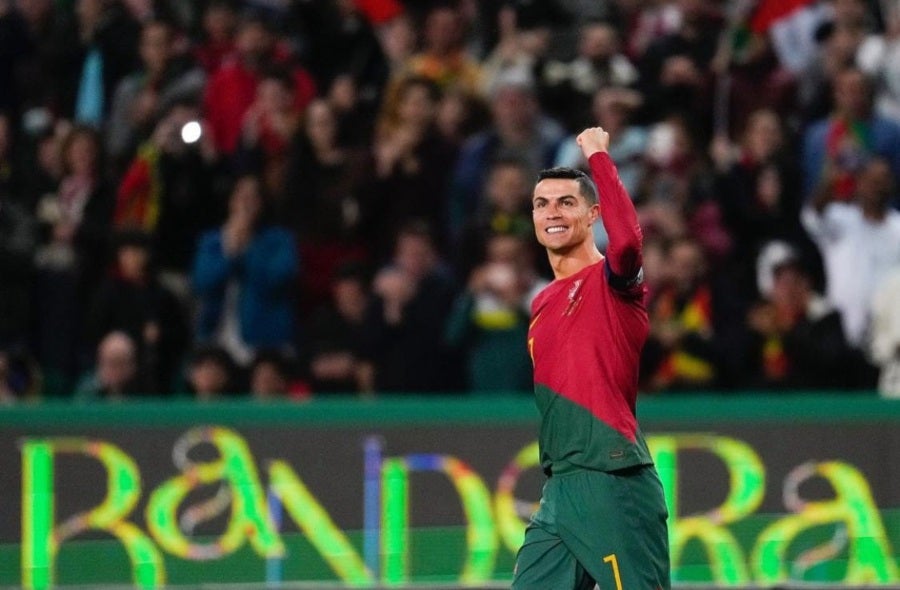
top-left (588, 152), bottom-right (643, 290)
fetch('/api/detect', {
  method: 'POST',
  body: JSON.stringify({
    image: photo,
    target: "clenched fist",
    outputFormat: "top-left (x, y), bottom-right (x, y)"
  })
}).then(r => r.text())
top-left (576, 127), bottom-right (610, 159)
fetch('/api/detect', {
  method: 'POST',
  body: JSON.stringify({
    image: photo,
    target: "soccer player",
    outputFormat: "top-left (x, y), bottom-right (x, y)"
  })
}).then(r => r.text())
top-left (512, 127), bottom-right (670, 589)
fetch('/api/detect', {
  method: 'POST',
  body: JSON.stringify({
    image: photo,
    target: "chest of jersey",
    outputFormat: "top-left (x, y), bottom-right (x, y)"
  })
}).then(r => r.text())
top-left (528, 264), bottom-right (646, 391)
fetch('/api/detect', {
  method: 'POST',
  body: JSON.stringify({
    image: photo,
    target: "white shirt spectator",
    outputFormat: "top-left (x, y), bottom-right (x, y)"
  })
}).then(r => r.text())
top-left (870, 268), bottom-right (900, 398)
top-left (801, 202), bottom-right (900, 346)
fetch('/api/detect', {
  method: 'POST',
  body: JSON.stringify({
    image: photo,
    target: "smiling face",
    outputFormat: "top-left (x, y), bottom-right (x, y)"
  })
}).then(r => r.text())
top-left (532, 178), bottom-right (599, 254)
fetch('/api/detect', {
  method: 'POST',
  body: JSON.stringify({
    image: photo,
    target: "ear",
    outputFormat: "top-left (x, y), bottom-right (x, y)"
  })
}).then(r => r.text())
top-left (588, 203), bottom-right (601, 225)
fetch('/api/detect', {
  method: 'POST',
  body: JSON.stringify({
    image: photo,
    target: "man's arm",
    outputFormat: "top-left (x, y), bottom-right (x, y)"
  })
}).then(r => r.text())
top-left (577, 127), bottom-right (643, 284)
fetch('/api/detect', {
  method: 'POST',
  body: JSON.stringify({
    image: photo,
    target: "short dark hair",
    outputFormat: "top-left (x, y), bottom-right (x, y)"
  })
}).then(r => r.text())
top-left (251, 348), bottom-right (291, 376)
top-left (113, 229), bottom-right (153, 251)
top-left (537, 167), bottom-right (598, 204)
top-left (190, 345), bottom-right (234, 371)
top-left (395, 219), bottom-right (437, 248)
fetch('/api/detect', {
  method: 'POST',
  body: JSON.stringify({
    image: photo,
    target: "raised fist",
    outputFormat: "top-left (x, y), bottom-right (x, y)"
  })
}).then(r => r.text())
top-left (576, 127), bottom-right (610, 158)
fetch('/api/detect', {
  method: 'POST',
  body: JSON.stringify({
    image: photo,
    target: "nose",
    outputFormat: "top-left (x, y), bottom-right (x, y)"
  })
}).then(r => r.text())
top-left (545, 203), bottom-right (562, 218)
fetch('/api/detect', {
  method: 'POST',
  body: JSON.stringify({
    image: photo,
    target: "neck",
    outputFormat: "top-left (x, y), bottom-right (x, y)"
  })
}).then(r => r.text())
top-left (546, 243), bottom-right (603, 280)
top-left (862, 203), bottom-right (886, 221)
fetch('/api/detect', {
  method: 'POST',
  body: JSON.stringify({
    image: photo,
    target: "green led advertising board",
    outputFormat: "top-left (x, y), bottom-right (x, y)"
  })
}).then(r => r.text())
top-left (1, 396), bottom-right (899, 588)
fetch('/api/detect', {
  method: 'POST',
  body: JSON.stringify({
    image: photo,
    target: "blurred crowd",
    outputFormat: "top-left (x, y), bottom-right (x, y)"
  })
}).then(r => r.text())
top-left (1, 0), bottom-right (900, 403)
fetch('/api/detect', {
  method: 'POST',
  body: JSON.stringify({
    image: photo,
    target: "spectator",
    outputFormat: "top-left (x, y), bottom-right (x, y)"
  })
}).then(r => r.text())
top-left (638, 112), bottom-right (703, 209)
top-left (33, 124), bottom-right (112, 394)
top-left (114, 99), bottom-right (226, 284)
top-left (712, 109), bottom-right (806, 293)
top-left (304, 262), bottom-right (372, 394)
top-left (446, 233), bottom-right (544, 393)
top-left (641, 235), bottom-right (670, 305)
top-left (555, 87), bottom-right (648, 196)
top-left (638, 113), bottom-right (733, 268)
top-left (75, 330), bottom-right (143, 400)
top-left (3, 0), bottom-right (899, 398)
top-left (283, 98), bottom-right (371, 310)
top-left (193, 0), bottom-right (237, 75)
top-left (402, 3), bottom-right (482, 95)
top-left (637, 0), bottom-right (720, 130)
top-left (870, 266), bottom-right (900, 398)
top-left (370, 75), bottom-right (457, 257)
top-left (796, 12), bottom-right (864, 125)
top-left (192, 174), bottom-right (299, 366)
top-left (361, 222), bottom-right (460, 393)
top-left (622, 0), bottom-right (682, 61)
top-left (802, 67), bottom-right (900, 200)
top-left (87, 230), bottom-right (188, 394)
top-left (0, 180), bottom-right (37, 352)
top-left (186, 344), bottom-right (235, 400)
top-left (3, 0), bottom-right (60, 117)
top-left (538, 20), bottom-right (639, 132)
top-left (641, 237), bottom-right (718, 391)
top-left (34, 124), bottom-right (112, 285)
top-left (105, 19), bottom-right (206, 170)
top-left (435, 87), bottom-right (490, 148)
top-left (857, 0), bottom-right (900, 121)
top-left (802, 156), bottom-right (900, 349)
top-left (236, 66), bottom-right (301, 199)
top-left (0, 350), bottom-right (14, 405)
top-left (712, 5), bottom-right (797, 135)
top-left (18, 121), bottom-right (66, 213)
top-left (448, 69), bottom-right (565, 241)
top-left (323, 72), bottom-right (378, 149)
top-left (480, 4), bottom-right (552, 98)
top-left (250, 349), bottom-right (304, 400)
top-left (455, 156), bottom-right (537, 278)
top-left (203, 10), bottom-right (316, 156)
top-left (374, 12), bottom-right (417, 81)
top-left (0, 348), bottom-right (41, 404)
top-left (53, 0), bottom-right (141, 125)
top-left (295, 0), bottom-right (389, 112)
top-left (744, 253), bottom-right (862, 389)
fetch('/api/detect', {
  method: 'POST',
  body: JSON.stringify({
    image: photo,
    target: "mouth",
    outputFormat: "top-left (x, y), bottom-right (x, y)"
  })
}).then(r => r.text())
top-left (545, 225), bottom-right (568, 234)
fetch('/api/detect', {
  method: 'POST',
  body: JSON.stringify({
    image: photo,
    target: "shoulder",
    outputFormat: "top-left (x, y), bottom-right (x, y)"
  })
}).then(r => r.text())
top-left (531, 279), bottom-right (559, 311)
top-left (887, 209), bottom-right (900, 229)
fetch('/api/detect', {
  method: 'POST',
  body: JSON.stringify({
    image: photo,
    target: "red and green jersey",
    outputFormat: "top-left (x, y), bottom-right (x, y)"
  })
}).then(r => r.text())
top-left (528, 152), bottom-right (653, 473)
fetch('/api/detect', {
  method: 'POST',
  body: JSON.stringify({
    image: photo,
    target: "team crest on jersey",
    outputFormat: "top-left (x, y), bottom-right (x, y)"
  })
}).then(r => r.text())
top-left (564, 279), bottom-right (584, 316)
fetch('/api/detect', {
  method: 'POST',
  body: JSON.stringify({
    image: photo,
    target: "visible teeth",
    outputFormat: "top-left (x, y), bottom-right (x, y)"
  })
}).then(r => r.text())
top-left (546, 226), bottom-right (566, 234)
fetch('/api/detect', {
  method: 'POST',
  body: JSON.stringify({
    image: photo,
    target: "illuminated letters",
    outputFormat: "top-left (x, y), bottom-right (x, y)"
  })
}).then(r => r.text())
top-left (15, 428), bottom-right (900, 588)
top-left (494, 441), bottom-right (540, 553)
top-left (145, 427), bottom-right (283, 560)
top-left (267, 460), bottom-right (373, 583)
top-left (752, 461), bottom-right (899, 584)
top-left (21, 439), bottom-right (165, 590)
top-left (380, 454), bottom-right (498, 585)
top-left (650, 435), bottom-right (765, 584)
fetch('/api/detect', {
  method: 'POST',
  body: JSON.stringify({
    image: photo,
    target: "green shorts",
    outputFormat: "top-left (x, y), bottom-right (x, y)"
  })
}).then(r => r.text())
top-left (512, 464), bottom-right (670, 590)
